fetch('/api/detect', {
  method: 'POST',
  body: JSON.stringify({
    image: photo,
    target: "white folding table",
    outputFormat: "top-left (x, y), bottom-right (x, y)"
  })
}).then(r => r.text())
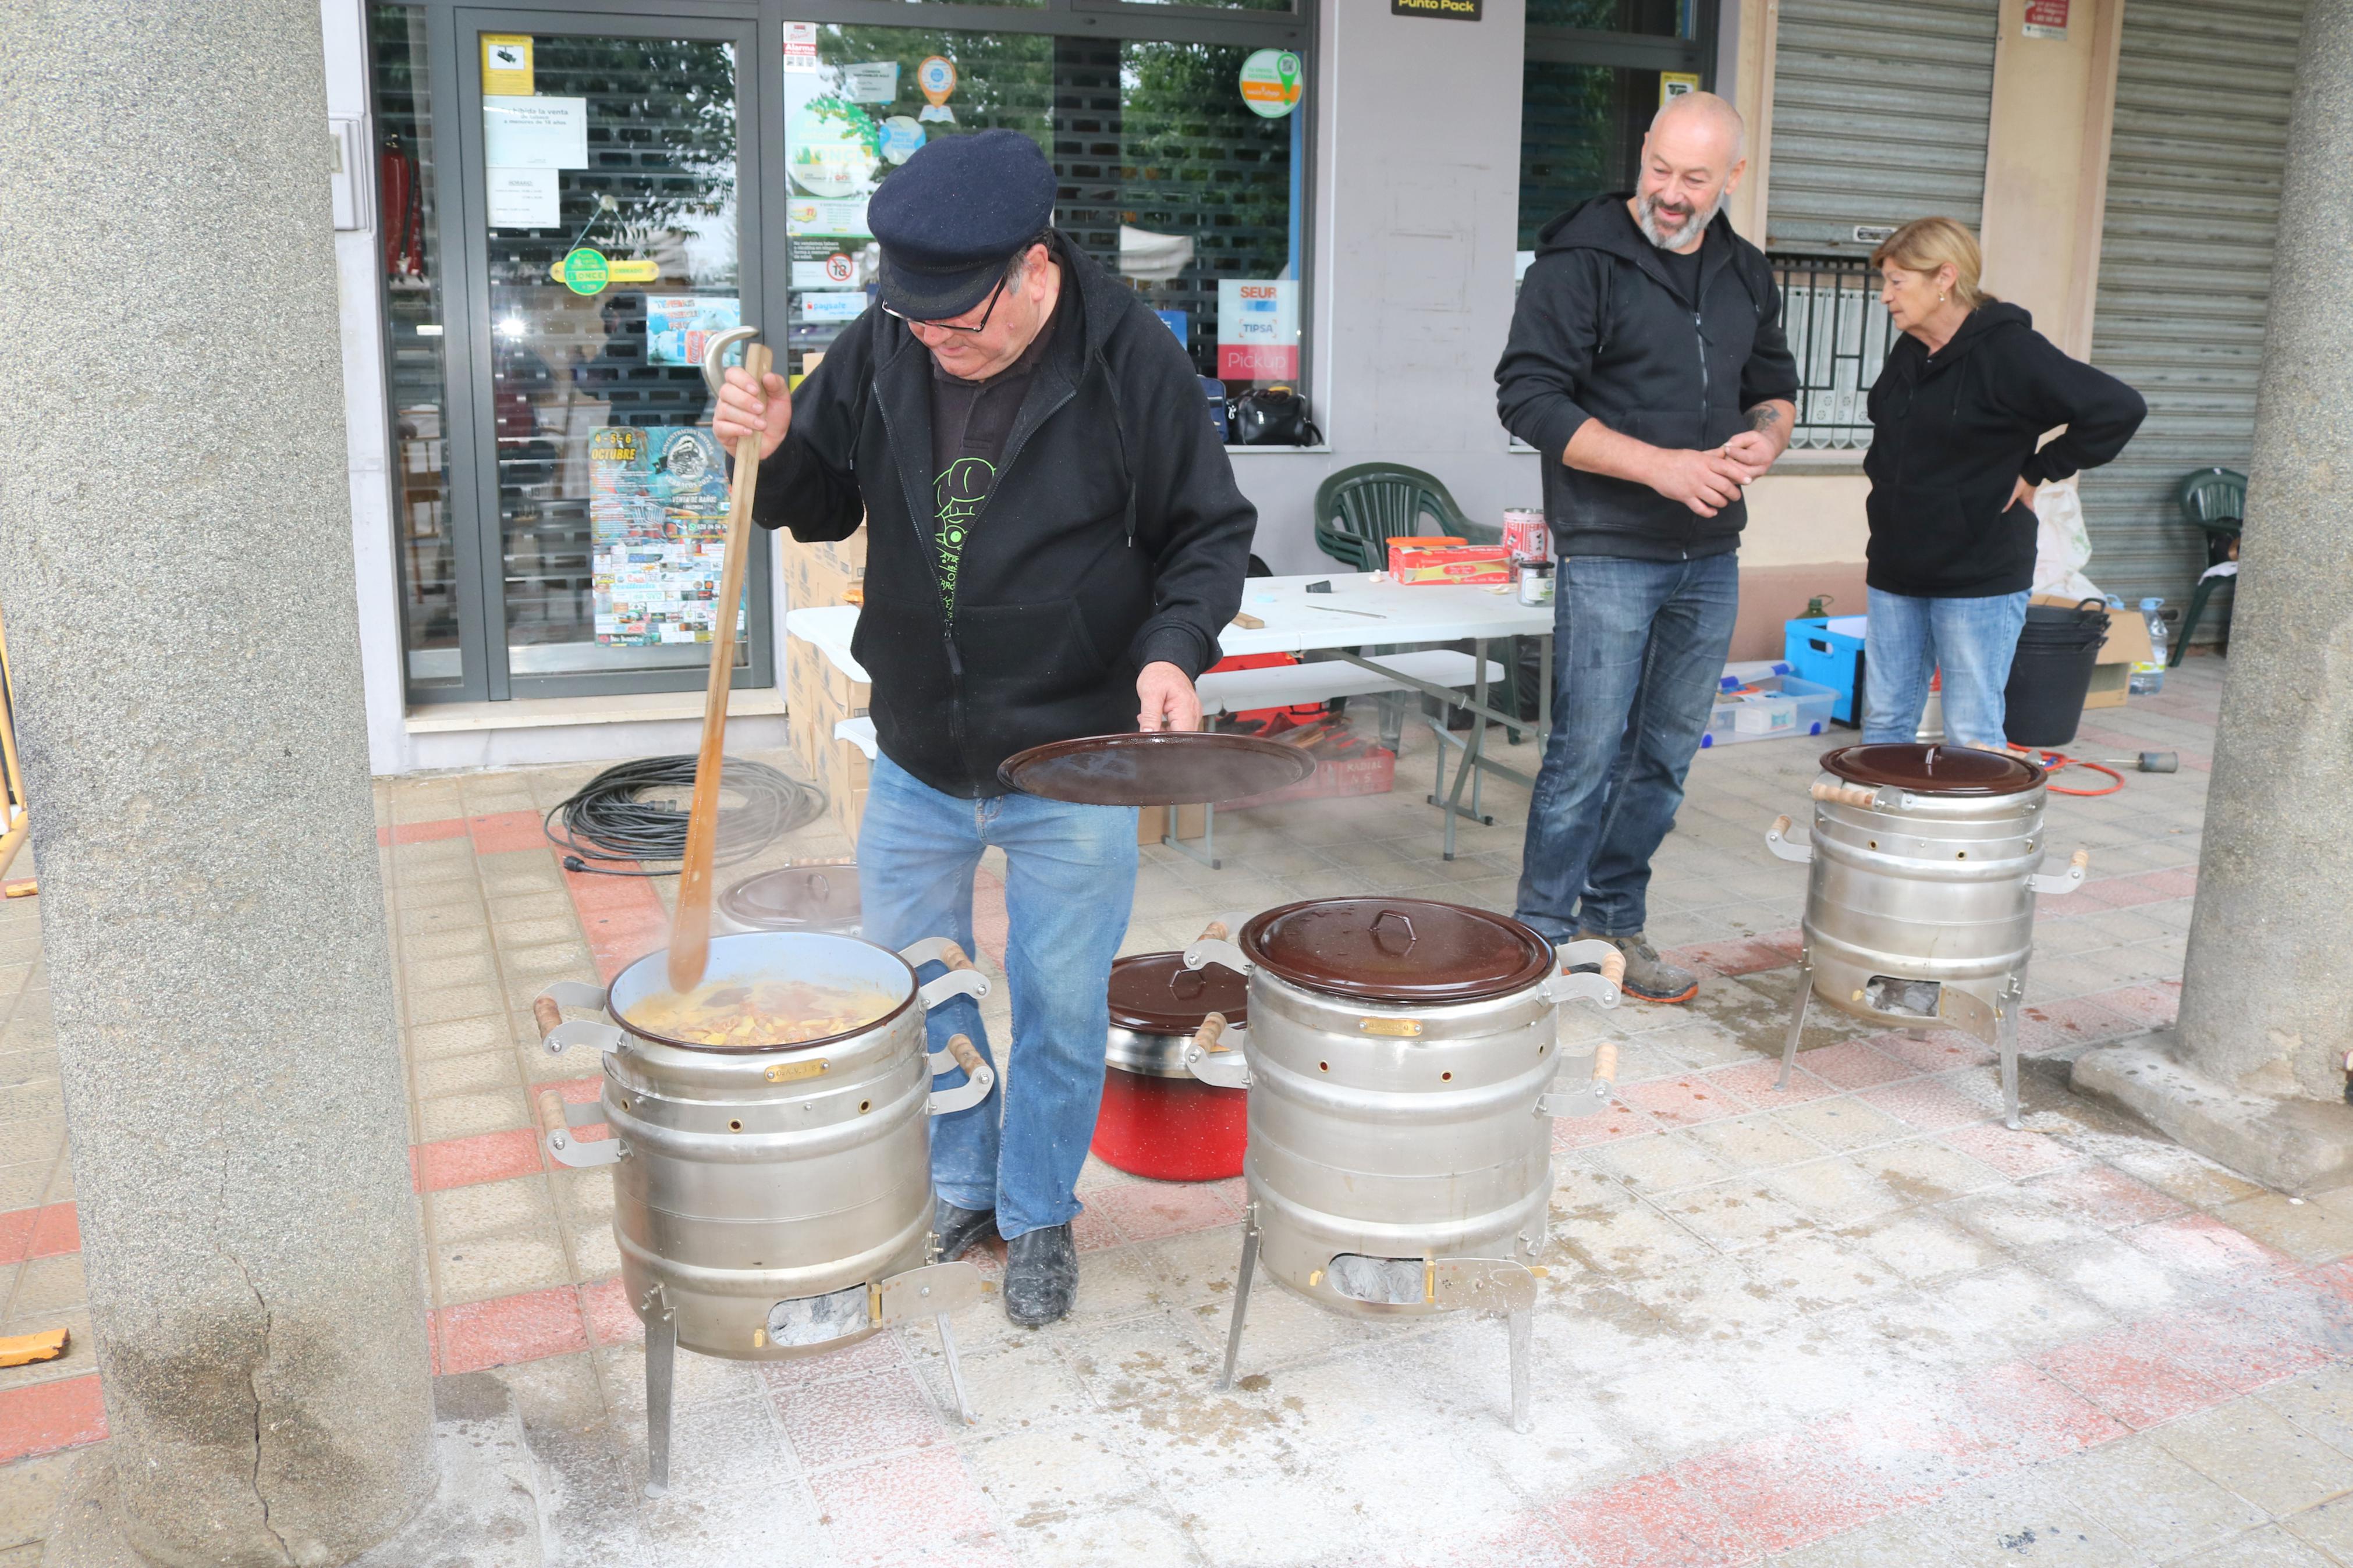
top-left (784, 572), bottom-right (1552, 862)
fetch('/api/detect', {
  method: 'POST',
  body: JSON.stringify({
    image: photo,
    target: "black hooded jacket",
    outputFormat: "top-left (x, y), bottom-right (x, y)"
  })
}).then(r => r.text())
top-left (752, 232), bottom-right (1254, 798)
top-left (1496, 195), bottom-right (1799, 560)
top-left (1863, 301), bottom-right (2146, 598)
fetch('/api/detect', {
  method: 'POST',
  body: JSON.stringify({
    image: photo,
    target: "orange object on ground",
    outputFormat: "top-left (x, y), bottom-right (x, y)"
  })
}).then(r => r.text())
top-left (0, 1329), bottom-right (68, 1368)
top-left (2, 881), bottom-right (33, 899)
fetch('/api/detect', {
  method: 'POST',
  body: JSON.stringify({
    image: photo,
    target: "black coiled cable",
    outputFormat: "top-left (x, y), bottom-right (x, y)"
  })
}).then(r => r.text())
top-left (543, 756), bottom-right (827, 876)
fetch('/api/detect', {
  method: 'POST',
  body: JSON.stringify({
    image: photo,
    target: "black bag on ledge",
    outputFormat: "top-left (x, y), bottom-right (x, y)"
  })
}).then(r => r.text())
top-left (1230, 385), bottom-right (1323, 447)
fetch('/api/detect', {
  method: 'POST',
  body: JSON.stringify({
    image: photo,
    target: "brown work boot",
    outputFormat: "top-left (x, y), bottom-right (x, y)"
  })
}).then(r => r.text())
top-left (1571, 930), bottom-right (1698, 1004)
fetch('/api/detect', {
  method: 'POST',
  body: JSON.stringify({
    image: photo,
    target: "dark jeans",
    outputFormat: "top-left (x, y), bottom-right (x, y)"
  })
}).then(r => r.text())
top-left (1516, 552), bottom-right (1740, 941)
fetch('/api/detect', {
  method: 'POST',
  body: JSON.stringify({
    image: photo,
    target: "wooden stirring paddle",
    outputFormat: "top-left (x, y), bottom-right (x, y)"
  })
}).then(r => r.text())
top-left (668, 327), bottom-right (773, 996)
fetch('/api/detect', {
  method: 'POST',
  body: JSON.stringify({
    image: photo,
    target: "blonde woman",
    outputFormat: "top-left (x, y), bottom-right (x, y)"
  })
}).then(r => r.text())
top-left (1861, 218), bottom-right (2145, 747)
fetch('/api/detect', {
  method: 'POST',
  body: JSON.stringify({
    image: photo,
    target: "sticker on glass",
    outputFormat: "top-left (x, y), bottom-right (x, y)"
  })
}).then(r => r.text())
top-left (844, 62), bottom-right (899, 104)
top-left (917, 55), bottom-right (957, 123)
top-left (1238, 49), bottom-right (1303, 119)
top-left (878, 115), bottom-right (925, 165)
top-left (783, 22), bottom-right (820, 73)
top-left (789, 96), bottom-right (882, 198)
top-left (481, 35), bottom-right (533, 96)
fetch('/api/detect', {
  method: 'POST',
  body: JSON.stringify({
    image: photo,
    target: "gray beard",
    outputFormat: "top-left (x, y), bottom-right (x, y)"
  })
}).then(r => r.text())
top-left (1637, 187), bottom-right (1726, 251)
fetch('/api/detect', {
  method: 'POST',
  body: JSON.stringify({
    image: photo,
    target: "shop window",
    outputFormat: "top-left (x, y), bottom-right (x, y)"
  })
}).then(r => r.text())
top-left (783, 17), bottom-right (1307, 418)
top-left (371, 5), bottom-right (459, 691)
top-left (1517, 3), bottom-right (1716, 253)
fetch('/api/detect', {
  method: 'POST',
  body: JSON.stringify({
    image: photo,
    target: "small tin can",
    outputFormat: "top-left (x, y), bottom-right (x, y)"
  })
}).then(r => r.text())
top-left (1502, 508), bottom-right (1550, 563)
top-left (1517, 561), bottom-right (1555, 606)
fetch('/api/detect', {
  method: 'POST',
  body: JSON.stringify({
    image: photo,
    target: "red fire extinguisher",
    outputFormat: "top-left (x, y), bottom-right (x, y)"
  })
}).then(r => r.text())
top-left (380, 133), bottom-right (424, 279)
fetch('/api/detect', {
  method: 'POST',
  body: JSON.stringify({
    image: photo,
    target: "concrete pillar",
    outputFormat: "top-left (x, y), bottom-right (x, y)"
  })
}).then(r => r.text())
top-left (0, 3), bottom-right (436, 1563)
top-left (2073, 0), bottom-right (2353, 1192)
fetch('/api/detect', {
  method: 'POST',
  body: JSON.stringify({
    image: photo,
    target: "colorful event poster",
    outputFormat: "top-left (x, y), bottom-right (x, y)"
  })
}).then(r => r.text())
top-left (588, 427), bottom-right (744, 647)
top-left (644, 296), bottom-right (741, 367)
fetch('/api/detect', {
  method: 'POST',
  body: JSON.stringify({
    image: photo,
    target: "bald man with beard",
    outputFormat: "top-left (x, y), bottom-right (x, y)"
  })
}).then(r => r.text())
top-left (1496, 91), bottom-right (1799, 1005)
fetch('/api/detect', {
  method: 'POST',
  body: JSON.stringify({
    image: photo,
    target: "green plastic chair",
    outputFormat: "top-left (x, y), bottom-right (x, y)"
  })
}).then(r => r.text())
top-left (1310, 464), bottom-right (1525, 741)
top-left (2171, 467), bottom-right (2245, 666)
top-left (1312, 464), bottom-right (1493, 569)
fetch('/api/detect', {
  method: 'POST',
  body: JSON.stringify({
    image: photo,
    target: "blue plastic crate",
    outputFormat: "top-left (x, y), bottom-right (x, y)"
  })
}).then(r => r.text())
top-left (1785, 616), bottom-right (1868, 725)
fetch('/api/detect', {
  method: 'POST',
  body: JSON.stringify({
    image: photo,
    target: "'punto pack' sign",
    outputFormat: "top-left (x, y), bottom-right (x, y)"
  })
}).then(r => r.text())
top-left (1393, 0), bottom-right (1482, 16)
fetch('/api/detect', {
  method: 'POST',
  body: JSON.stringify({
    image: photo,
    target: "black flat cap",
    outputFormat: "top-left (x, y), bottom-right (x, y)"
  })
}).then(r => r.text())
top-left (868, 130), bottom-right (1056, 322)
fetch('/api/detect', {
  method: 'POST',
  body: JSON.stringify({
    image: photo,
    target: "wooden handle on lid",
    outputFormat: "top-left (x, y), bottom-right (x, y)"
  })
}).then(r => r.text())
top-left (1811, 780), bottom-right (1879, 808)
top-left (1193, 1012), bottom-right (1229, 1053)
top-left (531, 996), bottom-right (565, 1039)
top-left (945, 1033), bottom-right (986, 1077)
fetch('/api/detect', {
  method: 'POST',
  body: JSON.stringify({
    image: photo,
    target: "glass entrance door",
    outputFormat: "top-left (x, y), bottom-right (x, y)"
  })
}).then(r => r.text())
top-left (457, 13), bottom-right (768, 699)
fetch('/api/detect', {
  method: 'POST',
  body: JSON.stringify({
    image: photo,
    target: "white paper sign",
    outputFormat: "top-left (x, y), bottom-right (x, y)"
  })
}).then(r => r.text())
top-left (482, 95), bottom-right (588, 170)
top-left (487, 166), bottom-right (559, 228)
top-left (844, 62), bottom-right (899, 103)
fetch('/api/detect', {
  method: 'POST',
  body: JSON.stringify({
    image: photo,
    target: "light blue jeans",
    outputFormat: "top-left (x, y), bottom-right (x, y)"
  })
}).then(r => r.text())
top-left (857, 753), bottom-right (1138, 1240)
top-left (1863, 588), bottom-right (2032, 748)
top-left (1517, 553), bottom-right (1740, 941)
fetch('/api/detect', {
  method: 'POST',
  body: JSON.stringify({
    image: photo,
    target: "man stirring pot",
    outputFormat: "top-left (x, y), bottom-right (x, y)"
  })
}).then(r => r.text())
top-left (714, 132), bottom-right (1253, 1327)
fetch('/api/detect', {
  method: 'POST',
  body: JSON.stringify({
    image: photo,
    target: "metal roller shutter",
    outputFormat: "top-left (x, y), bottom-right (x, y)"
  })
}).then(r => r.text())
top-left (1766, 0), bottom-right (2001, 255)
top-left (2080, 0), bottom-right (2305, 625)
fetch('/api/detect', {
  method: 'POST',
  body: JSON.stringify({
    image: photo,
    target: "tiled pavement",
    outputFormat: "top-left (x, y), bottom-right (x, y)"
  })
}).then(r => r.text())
top-left (9, 659), bottom-right (2353, 1566)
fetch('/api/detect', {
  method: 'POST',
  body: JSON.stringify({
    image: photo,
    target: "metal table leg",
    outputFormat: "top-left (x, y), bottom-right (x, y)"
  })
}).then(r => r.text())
top-left (1164, 802), bottom-right (1219, 870)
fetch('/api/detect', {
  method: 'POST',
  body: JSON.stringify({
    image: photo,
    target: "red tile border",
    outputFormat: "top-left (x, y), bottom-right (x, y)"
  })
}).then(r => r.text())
top-left (1551, 1100), bottom-right (1665, 1149)
top-left (413, 1128), bottom-right (543, 1193)
top-left (470, 809), bottom-right (552, 856)
top-left (433, 1282), bottom-right (589, 1375)
top-left (1087, 1179), bottom-right (1240, 1243)
top-left (1869, 1031), bottom-right (1996, 1073)
top-left (1548, 1466), bottom-right (1762, 1568)
top-left (2036, 1328), bottom-right (2233, 1430)
top-left (0, 1373), bottom-right (107, 1464)
top-left (2094, 981), bottom-right (2182, 1028)
top-left (1704, 1060), bottom-right (1841, 1105)
top-left (2135, 867), bottom-right (2198, 899)
top-left (1667, 937), bottom-right (1790, 979)
top-left (560, 864), bottom-right (670, 982)
top-left (579, 1274), bottom-right (641, 1347)
top-left (1857, 1078), bottom-right (1989, 1133)
top-left (2016, 998), bottom-right (2136, 1052)
top-left (1620, 1075), bottom-right (1754, 1128)
top-left (2024, 1164), bottom-right (2187, 1229)
top-left (0, 1201), bottom-right (80, 1265)
top-left (1674, 1430), bottom-right (1894, 1556)
top-left (1937, 1123), bottom-right (2081, 1179)
top-left (1791, 1040), bottom-right (1913, 1091)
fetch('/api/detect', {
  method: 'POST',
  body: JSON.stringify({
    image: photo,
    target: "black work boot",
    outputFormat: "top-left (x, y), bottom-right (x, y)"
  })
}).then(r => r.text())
top-left (1571, 930), bottom-right (1700, 1005)
top-left (1002, 1223), bottom-right (1078, 1327)
top-left (933, 1199), bottom-right (998, 1263)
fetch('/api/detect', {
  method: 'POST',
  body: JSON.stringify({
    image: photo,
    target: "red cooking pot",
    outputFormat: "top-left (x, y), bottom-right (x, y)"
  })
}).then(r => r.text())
top-left (1092, 925), bottom-right (1249, 1181)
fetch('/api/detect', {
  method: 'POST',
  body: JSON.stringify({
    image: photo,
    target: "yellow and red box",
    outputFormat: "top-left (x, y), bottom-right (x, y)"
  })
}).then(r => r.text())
top-left (1386, 538), bottom-right (1513, 586)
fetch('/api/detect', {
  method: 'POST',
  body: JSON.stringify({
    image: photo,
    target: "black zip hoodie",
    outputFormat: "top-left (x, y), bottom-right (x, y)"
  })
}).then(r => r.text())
top-left (752, 231), bottom-right (1254, 798)
top-left (1863, 300), bottom-right (2146, 598)
top-left (1496, 194), bottom-right (1798, 560)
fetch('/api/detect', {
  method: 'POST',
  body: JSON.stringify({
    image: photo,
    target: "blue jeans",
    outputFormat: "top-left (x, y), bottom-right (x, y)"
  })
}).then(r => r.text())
top-left (1517, 553), bottom-right (1739, 941)
top-left (857, 754), bottom-right (1138, 1240)
top-left (1862, 588), bottom-right (2031, 748)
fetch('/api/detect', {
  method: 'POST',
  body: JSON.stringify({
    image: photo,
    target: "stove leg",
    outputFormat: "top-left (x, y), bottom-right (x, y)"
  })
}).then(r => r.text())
top-left (1999, 995), bottom-right (2022, 1132)
top-left (1507, 1307), bottom-right (1533, 1435)
top-left (643, 1293), bottom-right (677, 1499)
top-left (936, 1312), bottom-right (978, 1426)
top-left (1777, 959), bottom-right (1813, 1091)
top-left (1218, 1226), bottom-right (1259, 1391)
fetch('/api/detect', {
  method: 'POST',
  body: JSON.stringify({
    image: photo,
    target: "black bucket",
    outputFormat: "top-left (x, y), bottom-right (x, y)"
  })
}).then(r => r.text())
top-left (2003, 599), bottom-right (2109, 748)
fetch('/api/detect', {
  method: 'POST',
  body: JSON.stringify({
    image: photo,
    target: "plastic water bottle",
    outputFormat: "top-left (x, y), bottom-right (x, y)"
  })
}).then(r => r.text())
top-left (2130, 597), bottom-right (2167, 696)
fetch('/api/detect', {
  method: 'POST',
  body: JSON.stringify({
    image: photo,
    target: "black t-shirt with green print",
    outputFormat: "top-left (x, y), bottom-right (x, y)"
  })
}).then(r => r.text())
top-left (925, 273), bottom-right (1070, 616)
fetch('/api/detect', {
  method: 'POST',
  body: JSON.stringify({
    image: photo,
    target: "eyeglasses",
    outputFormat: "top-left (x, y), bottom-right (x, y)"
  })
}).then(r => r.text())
top-left (881, 274), bottom-right (1010, 336)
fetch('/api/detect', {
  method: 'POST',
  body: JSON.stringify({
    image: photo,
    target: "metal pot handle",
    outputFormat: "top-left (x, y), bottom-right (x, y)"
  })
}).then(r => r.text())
top-left (2028, 847), bottom-right (2092, 895)
top-left (1811, 780), bottom-right (1880, 809)
top-left (927, 1033), bottom-right (997, 1115)
top-left (538, 1088), bottom-right (622, 1168)
top-left (1542, 941), bottom-right (1624, 1009)
top-left (903, 938), bottom-right (993, 1010)
top-left (1183, 934), bottom-right (1251, 976)
top-left (1765, 814), bottom-right (1813, 865)
top-left (533, 983), bottom-right (625, 1057)
top-left (1536, 1041), bottom-right (1618, 1118)
top-left (1183, 1012), bottom-right (1252, 1089)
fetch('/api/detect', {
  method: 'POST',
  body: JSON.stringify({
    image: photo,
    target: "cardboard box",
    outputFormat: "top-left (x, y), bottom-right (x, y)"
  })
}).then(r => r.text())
top-left (2031, 595), bottom-right (2150, 710)
top-left (1138, 803), bottom-right (1207, 845)
top-left (780, 528), bottom-right (868, 611)
top-left (1386, 538), bottom-right (1511, 586)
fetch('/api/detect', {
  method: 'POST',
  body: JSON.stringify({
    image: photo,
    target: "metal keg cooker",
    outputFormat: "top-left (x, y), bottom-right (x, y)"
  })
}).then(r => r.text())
top-left (1179, 899), bottom-right (1626, 1431)
top-left (533, 929), bottom-right (998, 1495)
top-left (1764, 744), bottom-right (2089, 1129)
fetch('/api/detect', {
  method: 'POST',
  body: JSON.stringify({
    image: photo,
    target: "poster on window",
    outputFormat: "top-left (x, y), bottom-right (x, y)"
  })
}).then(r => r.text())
top-left (1217, 279), bottom-right (1300, 381)
top-left (644, 296), bottom-right (741, 367)
top-left (588, 427), bottom-right (743, 647)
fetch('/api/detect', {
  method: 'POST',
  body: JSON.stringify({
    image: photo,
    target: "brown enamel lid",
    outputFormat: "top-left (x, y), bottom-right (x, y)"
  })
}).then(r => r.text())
top-left (1106, 951), bottom-right (1250, 1034)
top-left (1240, 898), bottom-right (1555, 1005)
top-left (1822, 743), bottom-right (2045, 796)
top-left (998, 731), bottom-right (1315, 807)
